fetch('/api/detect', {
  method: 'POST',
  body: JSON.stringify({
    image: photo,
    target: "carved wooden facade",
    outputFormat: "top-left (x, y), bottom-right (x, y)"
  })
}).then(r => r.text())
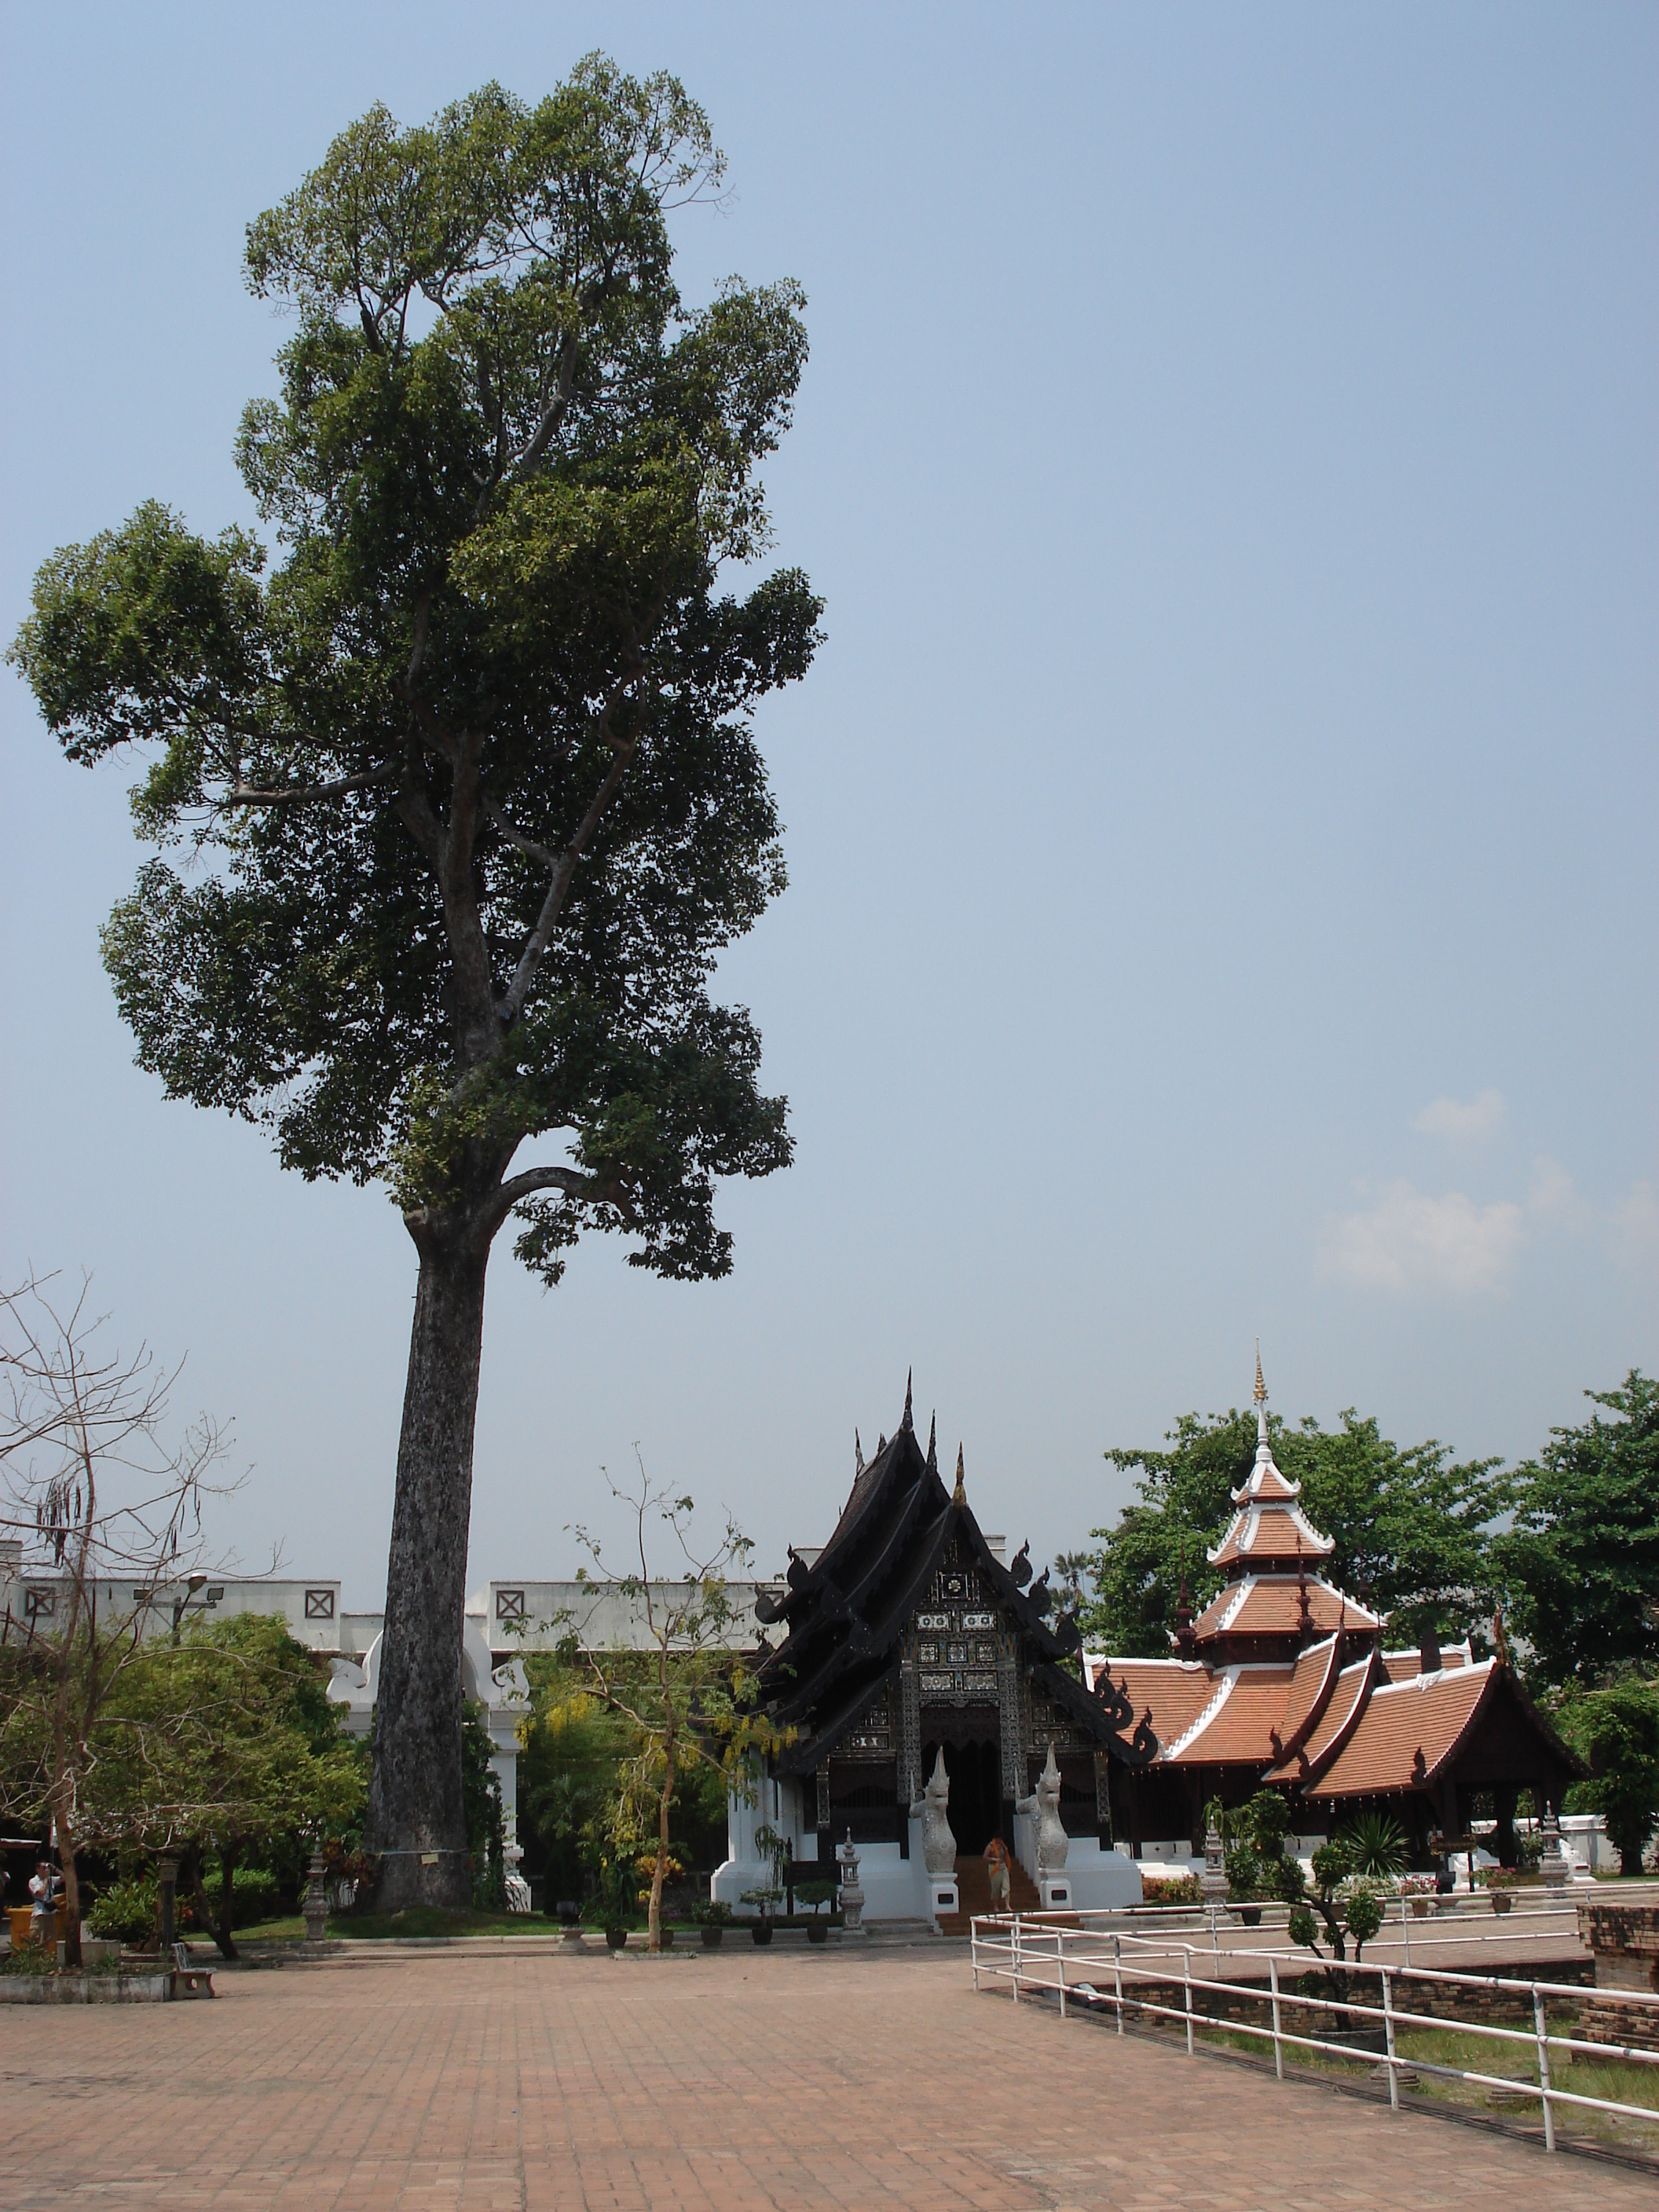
top-left (755, 1385), bottom-right (1155, 1859)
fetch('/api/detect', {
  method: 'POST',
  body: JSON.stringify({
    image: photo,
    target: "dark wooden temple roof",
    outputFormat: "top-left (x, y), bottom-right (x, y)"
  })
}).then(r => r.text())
top-left (756, 1384), bottom-right (1158, 1776)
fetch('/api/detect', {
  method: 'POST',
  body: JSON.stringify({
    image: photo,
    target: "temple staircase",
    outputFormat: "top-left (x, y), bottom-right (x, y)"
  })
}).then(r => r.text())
top-left (935, 1851), bottom-right (1042, 1936)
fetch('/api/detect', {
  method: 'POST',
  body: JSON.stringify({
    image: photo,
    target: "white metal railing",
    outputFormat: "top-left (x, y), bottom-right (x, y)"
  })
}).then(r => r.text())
top-left (969, 1912), bottom-right (1659, 2157)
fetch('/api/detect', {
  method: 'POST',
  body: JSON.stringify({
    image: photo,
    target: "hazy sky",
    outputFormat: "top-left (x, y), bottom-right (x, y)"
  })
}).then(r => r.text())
top-left (3, 4), bottom-right (1654, 1609)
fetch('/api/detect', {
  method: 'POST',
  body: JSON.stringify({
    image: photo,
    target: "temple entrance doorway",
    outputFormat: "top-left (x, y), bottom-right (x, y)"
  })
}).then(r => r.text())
top-left (921, 1728), bottom-right (1001, 1855)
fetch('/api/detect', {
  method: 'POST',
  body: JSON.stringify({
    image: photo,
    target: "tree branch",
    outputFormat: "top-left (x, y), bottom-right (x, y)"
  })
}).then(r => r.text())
top-left (224, 767), bottom-right (397, 808)
top-left (480, 799), bottom-right (558, 870)
top-left (497, 668), bottom-right (646, 1027)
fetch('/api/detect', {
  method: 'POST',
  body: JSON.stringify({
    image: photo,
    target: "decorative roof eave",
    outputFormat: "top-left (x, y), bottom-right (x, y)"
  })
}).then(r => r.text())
top-left (772, 1656), bottom-right (901, 1776)
top-left (1033, 1655), bottom-right (1159, 1767)
top-left (763, 1497), bottom-right (955, 1726)
top-left (1271, 1642), bottom-right (1382, 1788)
top-left (1263, 1629), bottom-right (1346, 1773)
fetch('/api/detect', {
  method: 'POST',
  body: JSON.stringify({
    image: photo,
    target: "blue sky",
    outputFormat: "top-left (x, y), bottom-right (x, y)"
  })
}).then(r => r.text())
top-left (2, 3), bottom-right (1654, 1606)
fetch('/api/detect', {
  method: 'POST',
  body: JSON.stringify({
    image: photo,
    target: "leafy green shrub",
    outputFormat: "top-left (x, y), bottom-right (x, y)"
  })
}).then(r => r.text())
top-left (86, 1878), bottom-right (156, 1943)
top-left (225, 1865), bottom-right (281, 1922)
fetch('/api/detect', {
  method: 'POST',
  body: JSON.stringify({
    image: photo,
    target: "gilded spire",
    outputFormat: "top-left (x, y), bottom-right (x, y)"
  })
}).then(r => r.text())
top-left (952, 1444), bottom-right (966, 1507)
top-left (1254, 1343), bottom-right (1270, 1448)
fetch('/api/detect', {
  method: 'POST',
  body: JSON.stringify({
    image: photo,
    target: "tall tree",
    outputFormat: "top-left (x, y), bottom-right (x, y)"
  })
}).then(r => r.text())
top-left (1070, 1404), bottom-right (1507, 1657)
top-left (1496, 1372), bottom-right (1659, 1689)
top-left (9, 63), bottom-right (820, 1903)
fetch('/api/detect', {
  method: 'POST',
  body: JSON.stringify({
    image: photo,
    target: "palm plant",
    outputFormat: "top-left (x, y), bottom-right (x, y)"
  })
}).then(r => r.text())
top-left (1339, 1811), bottom-right (1406, 1879)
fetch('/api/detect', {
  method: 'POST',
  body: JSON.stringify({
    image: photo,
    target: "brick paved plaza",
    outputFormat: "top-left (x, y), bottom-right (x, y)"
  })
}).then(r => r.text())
top-left (0, 1942), bottom-right (1647, 2210)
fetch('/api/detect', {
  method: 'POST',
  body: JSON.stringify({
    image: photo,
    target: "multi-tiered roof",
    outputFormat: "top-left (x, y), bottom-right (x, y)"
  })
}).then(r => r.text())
top-left (754, 1379), bottom-right (1155, 1778)
top-left (1084, 1359), bottom-right (1580, 1818)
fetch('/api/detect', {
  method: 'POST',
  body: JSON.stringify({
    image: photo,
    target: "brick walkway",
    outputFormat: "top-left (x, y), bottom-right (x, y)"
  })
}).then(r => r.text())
top-left (0, 1942), bottom-right (1647, 2210)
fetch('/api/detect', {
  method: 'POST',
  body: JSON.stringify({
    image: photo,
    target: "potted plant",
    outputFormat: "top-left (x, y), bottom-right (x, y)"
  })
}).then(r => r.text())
top-left (1482, 1867), bottom-right (1518, 1914)
top-left (741, 1884), bottom-right (782, 1942)
top-left (690, 1900), bottom-right (731, 1950)
top-left (1401, 1873), bottom-right (1435, 1919)
top-left (797, 1879), bottom-right (835, 1943)
top-left (595, 1854), bottom-right (634, 1951)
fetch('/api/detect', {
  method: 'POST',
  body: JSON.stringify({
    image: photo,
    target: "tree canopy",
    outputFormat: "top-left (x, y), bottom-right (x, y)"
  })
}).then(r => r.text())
top-left (1494, 1371), bottom-right (1658, 1690)
top-left (9, 62), bottom-right (818, 1280)
top-left (1066, 1404), bottom-right (1508, 1657)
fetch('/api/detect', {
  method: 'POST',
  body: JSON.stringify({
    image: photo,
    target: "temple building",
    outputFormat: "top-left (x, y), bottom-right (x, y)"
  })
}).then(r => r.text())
top-left (712, 1380), bottom-right (1151, 1921)
top-left (1084, 1361), bottom-right (1584, 1867)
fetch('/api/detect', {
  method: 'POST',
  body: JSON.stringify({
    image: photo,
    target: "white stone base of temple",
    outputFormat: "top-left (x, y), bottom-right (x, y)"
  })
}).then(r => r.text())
top-left (1038, 1840), bottom-right (1144, 1911)
top-left (927, 1874), bottom-right (960, 1928)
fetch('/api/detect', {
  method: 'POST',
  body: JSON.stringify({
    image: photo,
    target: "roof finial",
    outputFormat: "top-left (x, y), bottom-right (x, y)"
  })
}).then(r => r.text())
top-left (1254, 1342), bottom-right (1270, 1448)
top-left (926, 1412), bottom-right (937, 1472)
top-left (855, 1429), bottom-right (864, 1476)
top-left (952, 1444), bottom-right (966, 1507)
top-left (903, 1368), bottom-right (914, 1432)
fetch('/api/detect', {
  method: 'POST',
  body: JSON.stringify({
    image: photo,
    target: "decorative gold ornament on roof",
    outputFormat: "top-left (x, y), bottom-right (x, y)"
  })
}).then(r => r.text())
top-left (1254, 1343), bottom-right (1266, 1404)
top-left (952, 1445), bottom-right (966, 1507)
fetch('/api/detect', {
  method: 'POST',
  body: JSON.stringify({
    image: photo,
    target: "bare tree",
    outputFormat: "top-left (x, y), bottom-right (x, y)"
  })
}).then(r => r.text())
top-left (0, 1274), bottom-right (236, 1963)
top-left (559, 1455), bottom-right (787, 1950)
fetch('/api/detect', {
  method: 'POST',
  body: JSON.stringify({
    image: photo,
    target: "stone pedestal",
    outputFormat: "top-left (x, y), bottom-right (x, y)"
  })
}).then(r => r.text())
top-left (837, 1834), bottom-right (866, 1936)
top-left (1538, 1809), bottom-right (1569, 1890)
top-left (302, 1849), bottom-right (328, 1943)
top-left (1199, 1820), bottom-right (1228, 1905)
top-left (1038, 1877), bottom-right (1073, 1910)
top-left (927, 1873), bottom-right (959, 1928)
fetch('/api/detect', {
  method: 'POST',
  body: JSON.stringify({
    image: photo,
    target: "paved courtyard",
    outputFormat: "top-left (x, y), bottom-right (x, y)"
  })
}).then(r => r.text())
top-left (0, 1941), bottom-right (1648, 2210)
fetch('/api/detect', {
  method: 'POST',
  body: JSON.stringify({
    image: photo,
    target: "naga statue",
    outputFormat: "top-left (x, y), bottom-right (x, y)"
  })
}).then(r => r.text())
top-left (1016, 1742), bottom-right (1070, 1875)
top-left (910, 1747), bottom-right (957, 1875)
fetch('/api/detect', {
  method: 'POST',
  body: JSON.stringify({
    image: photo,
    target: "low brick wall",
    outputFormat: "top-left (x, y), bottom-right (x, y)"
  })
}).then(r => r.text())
top-left (0, 1972), bottom-right (170, 2004)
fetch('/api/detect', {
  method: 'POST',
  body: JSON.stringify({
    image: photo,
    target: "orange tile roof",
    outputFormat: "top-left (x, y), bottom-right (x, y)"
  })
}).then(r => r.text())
top-left (1192, 1574), bottom-right (1379, 1644)
top-left (1380, 1641), bottom-right (1473, 1684)
top-left (1309, 1661), bottom-right (1496, 1798)
top-left (1085, 1639), bottom-right (1353, 1769)
top-left (1210, 1500), bottom-right (1336, 1569)
top-left (1083, 1655), bottom-right (1215, 1748)
top-left (1232, 1459), bottom-right (1302, 1503)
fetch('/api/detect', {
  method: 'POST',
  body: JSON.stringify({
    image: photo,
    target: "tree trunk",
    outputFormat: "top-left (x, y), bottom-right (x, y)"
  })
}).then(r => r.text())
top-left (54, 1819), bottom-right (82, 1968)
top-left (648, 1739), bottom-right (675, 1952)
top-left (365, 1224), bottom-right (491, 1910)
top-left (192, 1841), bottom-right (239, 1961)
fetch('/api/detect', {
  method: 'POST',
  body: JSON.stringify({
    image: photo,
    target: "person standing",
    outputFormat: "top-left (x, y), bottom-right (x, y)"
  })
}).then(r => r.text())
top-left (28, 1858), bottom-right (60, 1946)
top-left (983, 1834), bottom-right (1013, 1909)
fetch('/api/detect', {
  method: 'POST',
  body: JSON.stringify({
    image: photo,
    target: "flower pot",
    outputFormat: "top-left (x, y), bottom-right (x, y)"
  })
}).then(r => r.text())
top-left (659, 1925), bottom-right (675, 1948)
top-left (1234, 1905), bottom-right (1262, 1927)
top-left (1490, 1891), bottom-right (1513, 1914)
top-left (604, 1927), bottom-right (627, 1950)
top-left (701, 1925), bottom-right (723, 1950)
top-left (750, 1920), bottom-right (773, 1946)
top-left (1410, 1899), bottom-right (1431, 1919)
top-left (807, 1919), bottom-right (829, 1944)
